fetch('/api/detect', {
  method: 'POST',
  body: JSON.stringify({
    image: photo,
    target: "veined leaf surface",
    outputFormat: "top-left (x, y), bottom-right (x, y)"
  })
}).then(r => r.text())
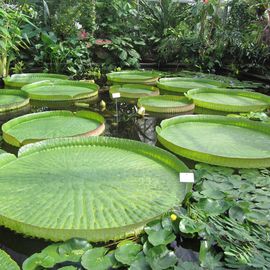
top-left (107, 70), bottom-right (160, 85)
top-left (2, 110), bottom-right (105, 147)
top-left (0, 137), bottom-right (189, 241)
top-left (0, 249), bottom-right (20, 270)
top-left (186, 88), bottom-right (270, 112)
top-left (157, 115), bottom-right (270, 168)
top-left (4, 73), bottom-right (68, 88)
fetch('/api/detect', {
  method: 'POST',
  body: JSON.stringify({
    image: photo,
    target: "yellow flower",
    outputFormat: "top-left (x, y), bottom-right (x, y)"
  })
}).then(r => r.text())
top-left (170, 214), bottom-right (177, 221)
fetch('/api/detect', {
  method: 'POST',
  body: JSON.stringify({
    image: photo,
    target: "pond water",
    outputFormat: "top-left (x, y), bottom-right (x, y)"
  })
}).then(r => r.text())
top-left (0, 90), bottom-right (198, 267)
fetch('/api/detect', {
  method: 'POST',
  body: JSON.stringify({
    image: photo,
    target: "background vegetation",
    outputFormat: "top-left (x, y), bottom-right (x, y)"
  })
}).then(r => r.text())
top-left (1, 0), bottom-right (270, 77)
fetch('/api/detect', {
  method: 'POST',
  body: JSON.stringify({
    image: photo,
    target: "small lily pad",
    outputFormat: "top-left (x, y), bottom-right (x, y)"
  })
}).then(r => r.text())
top-left (196, 198), bottom-right (232, 216)
top-left (81, 247), bottom-right (112, 270)
top-left (147, 229), bottom-right (176, 246)
top-left (115, 242), bottom-right (142, 265)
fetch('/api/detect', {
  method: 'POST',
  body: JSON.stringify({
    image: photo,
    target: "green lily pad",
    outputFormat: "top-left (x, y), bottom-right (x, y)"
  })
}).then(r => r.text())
top-left (4, 73), bottom-right (68, 88)
top-left (146, 245), bottom-right (178, 270)
top-left (115, 242), bottom-right (142, 265)
top-left (81, 247), bottom-right (112, 270)
top-left (186, 88), bottom-right (270, 113)
top-left (147, 229), bottom-right (176, 246)
top-left (196, 198), bottom-right (232, 216)
top-left (107, 70), bottom-right (160, 85)
top-left (0, 249), bottom-right (20, 270)
top-left (21, 80), bottom-right (99, 107)
top-left (179, 218), bottom-right (206, 234)
top-left (109, 84), bottom-right (159, 103)
top-left (0, 137), bottom-right (189, 242)
top-left (137, 95), bottom-right (194, 114)
top-left (2, 110), bottom-right (105, 147)
top-left (157, 77), bottom-right (220, 95)
top-left (157, 115), bottom-right (270, 168)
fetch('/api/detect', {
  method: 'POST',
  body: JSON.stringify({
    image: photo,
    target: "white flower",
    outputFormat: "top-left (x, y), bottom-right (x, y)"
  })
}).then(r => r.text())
top-left (137, 106), bottom-right (146, 116)
top-left (75, 22), bottom-right (82, 30)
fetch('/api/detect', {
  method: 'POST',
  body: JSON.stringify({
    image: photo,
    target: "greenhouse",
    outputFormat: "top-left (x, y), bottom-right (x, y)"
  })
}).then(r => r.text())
top-left (0, 0), bottom-right (270, 269)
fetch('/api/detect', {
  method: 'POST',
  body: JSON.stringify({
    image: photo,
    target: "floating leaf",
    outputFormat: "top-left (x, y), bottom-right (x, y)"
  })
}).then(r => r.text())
top-left (196, 198), bottom-right (232, 216)
top-left (107, 70), bottom-right (160, 85)
top-left (147, 229), bottom-right (176, 246)
top-left (146, 245), bottom-right (177, 270)
top-left (137, 95), bottom-right (194, 114)
top-left (110, 84), bottom-right (159, 103)
top-left (81, 247), bottom-right (112, 270)
top-left (115, 242), bottom-right (142, 265)
top-left (4, 73), bottom-right (68, 88)
top-left (0, 249), bottom-right (20, 270)
top-left (2, 110), bottom-right (105, 147)
top-left (179, 218), bottom-right (205, 234)
top-left (186, 88), bottom-right (270, 113)
top-left (0, 137), bottom-right (189, 242)
top-left (157, 115), bottom-right (270, 168)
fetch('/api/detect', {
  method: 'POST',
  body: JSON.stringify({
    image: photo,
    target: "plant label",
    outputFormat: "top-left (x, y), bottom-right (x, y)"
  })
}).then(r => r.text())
top-left (179, 172), bottom-right (194, 183)
top-left (112, 93), bottom-right (121, 99)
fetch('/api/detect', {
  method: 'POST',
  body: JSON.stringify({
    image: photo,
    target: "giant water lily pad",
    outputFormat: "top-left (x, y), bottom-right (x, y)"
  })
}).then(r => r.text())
top-left (0, 90), bottom-right (30, 121)
top-left (21, 80), bottom-right (99, 107)
top-left (0, 137), bottom-right (190, 241)
top-left (138, 95), bottom-right (194, 114)
top-left (110, 84), bottom-right (159, 103)
top-left (157, 77), bottom-right (221, 94)
top-left (186, 88), bottom-right (270, 112)
top-left (0, 249), bottom-right (20, 270)
top-left (4, 73), bottom-right (68, 88)
top-left (0, 90), bottom-right (29, 113)
top-left (2, 111), bottom-right (105, 147)
top-left (156, 115), bottom-right (270, 168)
top-left (107, 70), bottom-right (160, 85)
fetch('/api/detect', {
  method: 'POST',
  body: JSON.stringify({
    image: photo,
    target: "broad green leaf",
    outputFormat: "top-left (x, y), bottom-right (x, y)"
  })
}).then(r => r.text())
top-left (157, 77), bottom-right (223, 94)
top-left (81, 247), bottom-right (112, 270)
top-left (110, 84), bottom-right (159, 103)
top-left (229, 206), bottom-right (246, 223)
top-left (115, 242), bottom-right (142, 265)
top-left (2, 110), bottom-right (105, 147)
top-left (4, 73), bottom-right (68, 88)
top-left (129, 256), bottom-right (150, 270)
top-left (0, 249), bottom-right (20, 270)
top-left (157, 115), bottom-right (270, 168)
top-left (107, 70), bottom-right (160, 84)
top-left (0, 90), bottom-right (29, 114)
top-left (0, 137), bottom-right (188, 242)
top-left (196, 198), bottom-right (232, 216)
top-left (174, 261), bottom-right (202, 270)
top-left (179, 218), bottom-right (205, 234)
top-left (58, 267), bottom-right (77, 270)
top-left (58, 238), bottom-right (92, 262)
top-left (146, 245), bottom-right (177, 270)
top-left (137, 95), bottom-right (194, 114)
top-left (186, 88), bottom-right (270, 113)
top-left (21, 80), bottom-right (99, 107)
top-left (147, 229), bottom-right (176, 246)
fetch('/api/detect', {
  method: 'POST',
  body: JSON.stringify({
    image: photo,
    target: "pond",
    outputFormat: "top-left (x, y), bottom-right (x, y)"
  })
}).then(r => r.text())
top-left (0, 89), bottom-right (199, 267)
